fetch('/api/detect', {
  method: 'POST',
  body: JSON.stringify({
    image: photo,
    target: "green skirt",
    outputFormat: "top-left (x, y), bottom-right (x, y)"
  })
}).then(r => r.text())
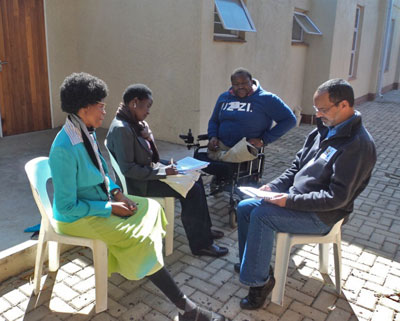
top-left (55, 196), bottom-right (167, 280)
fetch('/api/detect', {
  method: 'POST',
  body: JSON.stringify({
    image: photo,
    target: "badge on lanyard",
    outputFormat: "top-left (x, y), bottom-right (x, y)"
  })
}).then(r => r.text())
top-left (320, 146), bottom-right (337, 162)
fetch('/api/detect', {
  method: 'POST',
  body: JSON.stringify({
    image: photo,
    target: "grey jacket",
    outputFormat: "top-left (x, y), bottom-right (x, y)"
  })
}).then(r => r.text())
top-left (268, 111), bottom-right (376, 226)
top-left (106, 117), bottom-right (166, 196)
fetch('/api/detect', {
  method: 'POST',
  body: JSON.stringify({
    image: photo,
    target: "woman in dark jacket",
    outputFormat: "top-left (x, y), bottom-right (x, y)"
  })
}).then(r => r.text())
top-left (106, 84), bottom-right (228, 257)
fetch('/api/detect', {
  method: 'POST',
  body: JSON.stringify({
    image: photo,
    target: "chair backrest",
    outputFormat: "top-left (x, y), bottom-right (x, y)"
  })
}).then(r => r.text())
top-left (103, 139), bottom-right (128, 194)
top-left (25, 157), bottom-right (54, 230)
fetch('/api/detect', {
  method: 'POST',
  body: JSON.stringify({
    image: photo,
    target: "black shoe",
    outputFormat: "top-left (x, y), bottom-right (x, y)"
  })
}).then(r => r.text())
top-left (211, 229), bottom-right (224, 240)
top-left (192, 244), bottom-right (229, 257)
top-left (240, 276), bottom-right (276, 310)
top-left (269, 265), bottom-right (274, 276)
top-left (209, 177), bottom-right (224, 195)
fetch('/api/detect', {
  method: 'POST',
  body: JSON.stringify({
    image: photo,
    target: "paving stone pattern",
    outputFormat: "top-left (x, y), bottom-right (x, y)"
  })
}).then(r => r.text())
top-left (1, 91), bottom-right (400, 320)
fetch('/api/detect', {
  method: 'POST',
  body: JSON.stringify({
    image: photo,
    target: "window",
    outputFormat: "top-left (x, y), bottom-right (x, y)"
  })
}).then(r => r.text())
top-left (214, 0), bottom-right (256, 41)
top-left (385, 19), bottom-right (395, 72)
top-left (349, 6), bottom-right (363, 78)
top-left (292, 12), bottom-right (322, 43)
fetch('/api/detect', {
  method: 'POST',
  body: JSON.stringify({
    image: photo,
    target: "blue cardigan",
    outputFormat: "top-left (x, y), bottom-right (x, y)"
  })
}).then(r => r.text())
top-left (208, 80), bottom-right (297, 147)
top-left (49, 127), bottom-right (119, 223)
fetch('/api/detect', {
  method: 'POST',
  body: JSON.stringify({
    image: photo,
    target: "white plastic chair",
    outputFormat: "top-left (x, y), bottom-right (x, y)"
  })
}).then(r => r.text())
top-left (271, 218), bottom-right (344, 306)
top-left (104, 140), bottom-right (175, 256)
top-left (25, 157), bottom-right (108, 313)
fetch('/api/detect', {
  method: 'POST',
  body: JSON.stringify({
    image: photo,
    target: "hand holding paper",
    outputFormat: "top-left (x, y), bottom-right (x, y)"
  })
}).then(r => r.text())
top-left (265, 193), bottom-right (288, 207)
top-left (165, 166), bottom-right (178, 175)
top-left (259, 184), bottom-right (272, 192)
top-left (165, 159), bottom-right (178, 175)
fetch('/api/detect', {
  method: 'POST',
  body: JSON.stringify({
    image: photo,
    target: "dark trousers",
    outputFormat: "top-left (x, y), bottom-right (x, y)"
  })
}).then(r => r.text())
top-left (195, 152), bottom-right (236, 181)
top-left (196, 151), bottom-right (262, 184)
top-left (145, 177), bottom-right (213, 253)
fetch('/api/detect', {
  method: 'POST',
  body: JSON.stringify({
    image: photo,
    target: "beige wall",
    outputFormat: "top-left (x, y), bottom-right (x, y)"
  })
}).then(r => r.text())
top-left (396, 3), bottom-right (400, 85)
top-left (395, 3), bottom-right (400, 85)
top-left (301, 0), bottom-right (400, 111)
top-left (44, 0), bottom-right (400, 143)
top-left (46, 0), bottom-right (313, 141)
top-left (383, 2), bottom-right (400, 88)
top-left (328, 0), bottom-right (400, 98)
top-left (300, 0), bottom-right (338, 114)
top-left (46, 0), bottom-right (202, 143)
top-left (339, 0), bottom-right (384, 97)
top-left (45, 0), bottom-right (80, 127)
top-left (198, 0), bottom-right (308, 135)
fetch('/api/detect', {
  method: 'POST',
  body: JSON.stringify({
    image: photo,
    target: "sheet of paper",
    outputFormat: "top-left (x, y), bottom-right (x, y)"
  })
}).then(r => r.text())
top-left (160, 171), bottom-right (200, 197)
top-left (176, 157), bottom-right (209, 173)
top-left (238, 186), bottom-right (280, 200)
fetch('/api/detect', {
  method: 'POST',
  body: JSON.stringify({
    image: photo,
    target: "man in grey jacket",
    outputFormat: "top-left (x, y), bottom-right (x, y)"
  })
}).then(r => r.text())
top-left (235, 78), bottom-right (377, 310)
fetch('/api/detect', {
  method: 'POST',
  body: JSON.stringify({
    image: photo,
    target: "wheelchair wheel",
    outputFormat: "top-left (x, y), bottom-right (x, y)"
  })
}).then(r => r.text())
top-left (229, 208), bottom-right (237, 228)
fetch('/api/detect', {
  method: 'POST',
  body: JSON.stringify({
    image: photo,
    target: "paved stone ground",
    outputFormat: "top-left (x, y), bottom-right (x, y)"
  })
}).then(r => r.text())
top-left (1, 90), bottom-right (400, 321)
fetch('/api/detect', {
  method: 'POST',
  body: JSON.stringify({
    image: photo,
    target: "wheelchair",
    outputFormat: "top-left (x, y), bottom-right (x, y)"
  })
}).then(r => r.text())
top-left (179, 129), bottom-right (266, 228)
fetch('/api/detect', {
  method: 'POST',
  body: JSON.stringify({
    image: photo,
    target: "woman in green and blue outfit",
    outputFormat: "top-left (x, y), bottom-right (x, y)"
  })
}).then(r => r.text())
top-left (49, 72), bottom-right (224, 321)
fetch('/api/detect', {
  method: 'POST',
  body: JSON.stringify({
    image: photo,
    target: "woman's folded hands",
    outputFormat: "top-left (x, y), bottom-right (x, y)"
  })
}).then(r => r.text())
top-left (111, 192), bottom-right (138, 217)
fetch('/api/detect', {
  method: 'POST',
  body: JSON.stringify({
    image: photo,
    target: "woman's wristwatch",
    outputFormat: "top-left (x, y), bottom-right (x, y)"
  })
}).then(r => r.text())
top-left (111, 188), bottom-right (122, 198)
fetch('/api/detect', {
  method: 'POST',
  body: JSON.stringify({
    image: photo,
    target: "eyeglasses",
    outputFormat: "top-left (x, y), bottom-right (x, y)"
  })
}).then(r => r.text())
top-left (313, 100), bottom-right (343, 114)
top-left (96, 101), bottom-right (106, 111)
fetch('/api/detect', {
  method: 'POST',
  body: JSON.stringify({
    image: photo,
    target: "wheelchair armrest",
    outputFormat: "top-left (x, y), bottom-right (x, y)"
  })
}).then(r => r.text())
top-left (197, 134), bottom-right (209, 141)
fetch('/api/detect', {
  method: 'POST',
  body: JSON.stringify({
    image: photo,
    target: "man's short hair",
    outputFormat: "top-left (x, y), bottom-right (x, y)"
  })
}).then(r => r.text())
top-left (123, 84), bottom-right (152, 105)
top-left (231, 68), bottom-right (252, 81)
top-left (317, 78), bottom-right (355, 107)
top-left (60, 72), bottom-right (108, 114)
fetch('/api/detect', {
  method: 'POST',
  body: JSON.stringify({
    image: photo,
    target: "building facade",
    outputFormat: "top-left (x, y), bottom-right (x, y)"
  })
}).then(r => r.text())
top-left (1, 0), bottom-right (399, 141)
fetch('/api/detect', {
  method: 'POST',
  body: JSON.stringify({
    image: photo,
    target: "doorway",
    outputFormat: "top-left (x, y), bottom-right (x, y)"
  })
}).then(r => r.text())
top-left (0, 0), bottom-right (51, 137)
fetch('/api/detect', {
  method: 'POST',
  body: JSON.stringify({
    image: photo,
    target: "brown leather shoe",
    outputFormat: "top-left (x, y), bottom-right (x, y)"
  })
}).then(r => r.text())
top-left (211, 229), bottom-right (224, 240)
top-left (192, 244), bottom-right (228, 257)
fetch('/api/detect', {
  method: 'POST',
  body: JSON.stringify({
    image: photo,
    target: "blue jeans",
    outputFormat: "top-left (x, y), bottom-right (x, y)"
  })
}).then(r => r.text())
top-left (237, 198), bottom-right (332, 287)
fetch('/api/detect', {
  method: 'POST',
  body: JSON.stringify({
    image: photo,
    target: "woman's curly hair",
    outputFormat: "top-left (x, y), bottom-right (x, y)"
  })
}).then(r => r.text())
top-left (60, 72), bottom-right (108, 114)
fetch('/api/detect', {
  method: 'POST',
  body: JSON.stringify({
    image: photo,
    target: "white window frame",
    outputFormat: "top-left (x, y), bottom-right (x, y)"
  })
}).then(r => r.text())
top-left (349, 6), bottom-right (362, 78)
top-left (213, 0), bottom-right (256, 41)
top-left (292, 12), bottom-right (322, 43)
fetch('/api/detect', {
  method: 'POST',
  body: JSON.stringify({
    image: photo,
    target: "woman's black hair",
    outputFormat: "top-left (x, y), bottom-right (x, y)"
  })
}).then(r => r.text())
top-left (60, 72), bottom-right (108, 114)
top-left (122, 84), bottom-right (152, 105)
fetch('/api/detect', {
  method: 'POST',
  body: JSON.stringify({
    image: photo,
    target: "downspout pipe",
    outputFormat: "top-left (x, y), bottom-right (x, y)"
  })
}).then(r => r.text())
top-left (377, 0), bottom-right (394, 98)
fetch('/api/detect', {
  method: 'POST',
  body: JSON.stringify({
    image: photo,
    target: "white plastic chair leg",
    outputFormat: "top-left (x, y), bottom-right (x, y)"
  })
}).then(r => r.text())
top-left (271, 233), bottom-right (292, 306)
top-left (319, 243), bottom-right (330, 273)
top-left (48, 241), bottom-right (61, 271)
top-left (92, 240), bottom-right (108, 313)
top-left (333, 241), bottom-right (342, 294)
top-left (164, 197), bottom-right (175, 256)
top-left (33, 230), bottom-right (47, 294)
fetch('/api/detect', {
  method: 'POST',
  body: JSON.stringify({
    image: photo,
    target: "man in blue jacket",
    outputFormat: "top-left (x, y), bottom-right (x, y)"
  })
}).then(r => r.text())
top-left (208, 68), bottom-right (296, 151)
top-left (236, 78), bottom-right (376, 310)
top-left (198, 68), bottom-right (296, 184)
